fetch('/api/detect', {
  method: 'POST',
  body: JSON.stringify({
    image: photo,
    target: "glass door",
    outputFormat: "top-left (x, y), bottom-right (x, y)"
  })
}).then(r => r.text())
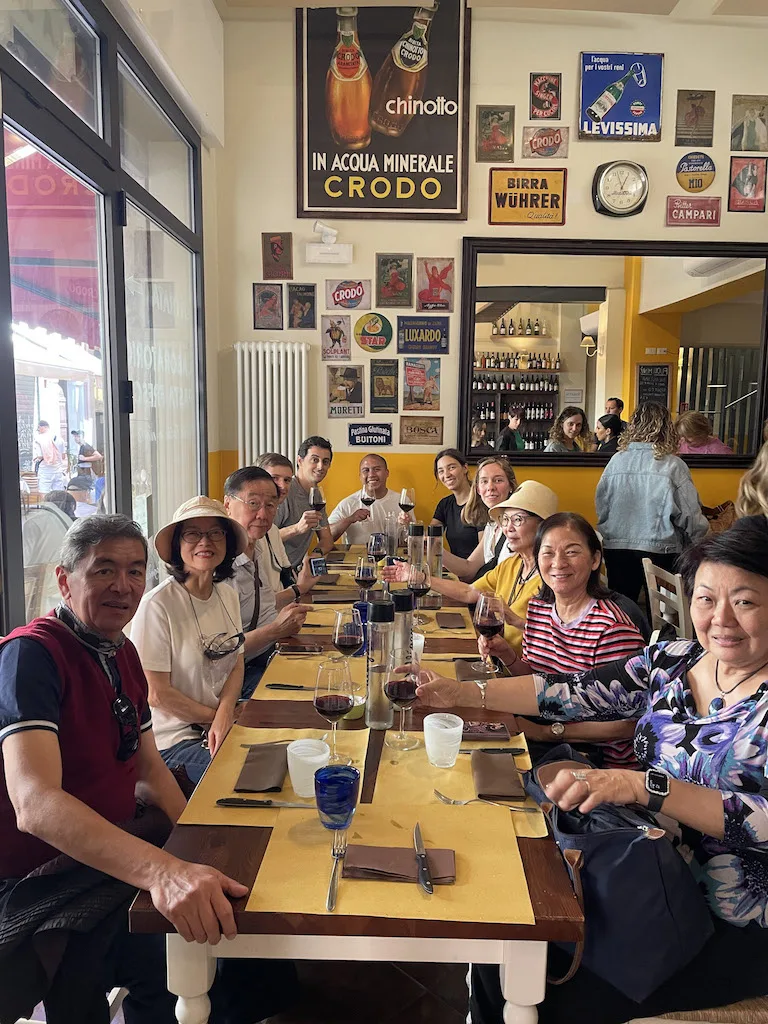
top-left (5, 124), bottom-right (111, 621)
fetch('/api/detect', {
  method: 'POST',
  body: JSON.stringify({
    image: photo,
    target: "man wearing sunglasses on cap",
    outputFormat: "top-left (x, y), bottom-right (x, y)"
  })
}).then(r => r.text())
top-left (0, 514), bottom-right (294, 1022)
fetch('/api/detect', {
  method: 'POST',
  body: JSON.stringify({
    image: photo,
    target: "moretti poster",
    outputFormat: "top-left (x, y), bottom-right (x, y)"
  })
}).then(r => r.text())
top-left (296, 1), bottom-right (469, 219)
top-left (489, 168), bottom-right (567, 225)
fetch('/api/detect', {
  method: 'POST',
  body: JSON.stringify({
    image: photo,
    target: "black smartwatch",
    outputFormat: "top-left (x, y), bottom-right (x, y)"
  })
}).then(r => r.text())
top-left (645, 769), bottom-right (670, 812)
top-left (291, 583), bottom-right (301, 602)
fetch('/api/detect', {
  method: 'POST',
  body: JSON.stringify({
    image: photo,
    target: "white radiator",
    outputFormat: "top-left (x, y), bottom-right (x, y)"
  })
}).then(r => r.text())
top-left (235, 341), bottom-right (310, 465)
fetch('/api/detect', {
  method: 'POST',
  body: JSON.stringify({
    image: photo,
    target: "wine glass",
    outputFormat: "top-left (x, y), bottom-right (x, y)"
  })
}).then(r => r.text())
top-left (385, 643), bottom-right (421, 751)
top-left (360, 482), bottom-right (376, 508)
top-left (367, 532), bottom-right (386, 563)
top-left (331, 608), bottom-right (364, 662)
top-left (314, 660), bottom-right (354, 765)
top-left (471, 593), bottom-right (504, 701)
top-left (308, 485), bottom-right (326, 514)
top-left (407, 561), bottom-right (431, 627)
top-left (354, 555), bottom-right (377, 600)
top-left (399, 487), bottom-right (416, 515)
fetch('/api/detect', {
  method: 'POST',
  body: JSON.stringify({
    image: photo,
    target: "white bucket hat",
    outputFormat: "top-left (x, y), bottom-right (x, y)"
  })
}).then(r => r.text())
top-left (488, 481), bottom-right (559, 523)
top-left (154, 495), bottom-right (248, 563)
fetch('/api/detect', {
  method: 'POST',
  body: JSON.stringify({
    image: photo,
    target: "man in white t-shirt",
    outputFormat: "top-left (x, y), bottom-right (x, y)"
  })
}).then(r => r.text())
top-left (328, 454), bottom-right (412, 545)
top-left (223, 466), bottom-right (313, 694)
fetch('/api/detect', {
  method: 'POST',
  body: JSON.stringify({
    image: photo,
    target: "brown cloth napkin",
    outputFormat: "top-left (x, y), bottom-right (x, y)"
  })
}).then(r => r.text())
top-left (234, 742), bottom-right (288, 793)
top-left (342, 845), bottom-right (456, 884)
top-left (325, 551), bottom-right (347, 563)
top-left (472, 750), bottom-right (526, 802)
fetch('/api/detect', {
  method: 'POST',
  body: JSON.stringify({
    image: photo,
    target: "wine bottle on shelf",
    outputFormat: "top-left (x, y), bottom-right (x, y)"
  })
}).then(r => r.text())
top-left (499, 318), bottom-right (506, 336)
top-left (525, 319), bottom-right (533, 336)
top-left (555, 353), bottom-right (561, 370)
top-left (491, 322), bottom-right (498, 337)
top-left (534, 318), bottom-right (540, 336)
top-left (518, 318), bottom-right (524, 335)
top-left (541, 321), bottom-right (548, 338)
top-left (509, 318), bottom-right (516, 336)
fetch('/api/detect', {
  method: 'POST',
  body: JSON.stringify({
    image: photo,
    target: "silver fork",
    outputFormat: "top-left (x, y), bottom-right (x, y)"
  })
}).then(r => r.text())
top-left (433, 789), bottom-right (539, 814)
top-left (326, 829), bottom-right (348, 912)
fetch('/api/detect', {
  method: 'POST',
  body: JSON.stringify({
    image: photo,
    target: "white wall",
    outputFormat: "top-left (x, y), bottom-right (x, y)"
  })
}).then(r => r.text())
top-left (214, 8), bottom-right (768, 454)
top-left (680, 299), bottom-right (763, 349)
top-left (639, 256), bottom-right (765, 313)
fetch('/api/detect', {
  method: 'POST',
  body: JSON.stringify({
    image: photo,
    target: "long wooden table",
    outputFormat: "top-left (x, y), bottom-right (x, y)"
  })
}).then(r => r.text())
top-left (130, 695), bottom-right (583, 1024)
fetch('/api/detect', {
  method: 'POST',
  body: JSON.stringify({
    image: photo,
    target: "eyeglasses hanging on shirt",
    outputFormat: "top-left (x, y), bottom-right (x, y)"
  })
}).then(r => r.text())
top-left (185, 586), bottom-right (246, 660)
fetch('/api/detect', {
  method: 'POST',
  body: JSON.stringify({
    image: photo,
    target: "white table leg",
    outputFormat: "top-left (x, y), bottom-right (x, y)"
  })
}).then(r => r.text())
top-left (500, 940), bottom-right (548, 1024)
top-left (165, 934), bottom-right (216, 1024)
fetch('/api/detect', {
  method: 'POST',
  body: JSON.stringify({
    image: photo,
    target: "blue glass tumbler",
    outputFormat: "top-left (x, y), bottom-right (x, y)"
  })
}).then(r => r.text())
top-left (314, 765), bottom-right (360, 831)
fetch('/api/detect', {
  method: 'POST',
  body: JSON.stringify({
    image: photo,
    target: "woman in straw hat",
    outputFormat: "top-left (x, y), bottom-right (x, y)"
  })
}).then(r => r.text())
top-left (384, 480), bottom-right (558, 654)
top-left (131, 496), bottom-right (249, 784)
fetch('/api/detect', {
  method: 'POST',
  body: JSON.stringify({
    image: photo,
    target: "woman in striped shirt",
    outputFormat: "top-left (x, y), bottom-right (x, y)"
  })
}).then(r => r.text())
top-left (479, 512), bottom-right (645, 765)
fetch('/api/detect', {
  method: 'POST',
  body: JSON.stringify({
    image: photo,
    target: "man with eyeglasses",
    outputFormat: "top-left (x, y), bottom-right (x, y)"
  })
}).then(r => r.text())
top-left (0, 514), bottom-right (293, 1022)
top-left (224, 466), bottom-right (311, 692)
top-left (276, 436), bottom-right (335, 568)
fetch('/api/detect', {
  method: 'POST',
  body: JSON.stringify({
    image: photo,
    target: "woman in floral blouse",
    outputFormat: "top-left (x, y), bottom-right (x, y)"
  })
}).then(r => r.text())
top-left (416, 514), bottom-right (768, 1024)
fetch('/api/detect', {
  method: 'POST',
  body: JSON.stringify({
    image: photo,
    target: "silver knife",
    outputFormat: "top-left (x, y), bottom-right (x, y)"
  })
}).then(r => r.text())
top-left (413, 822), bottom-right (434, 895)
top-left (216, 797), bottom-right (316, 808)
top-left (265, 683), bottom-right (314, 690)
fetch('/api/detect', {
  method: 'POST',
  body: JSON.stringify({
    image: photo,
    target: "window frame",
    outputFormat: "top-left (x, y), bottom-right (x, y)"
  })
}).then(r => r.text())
top-left (0, 0), bottom-right (207, 630)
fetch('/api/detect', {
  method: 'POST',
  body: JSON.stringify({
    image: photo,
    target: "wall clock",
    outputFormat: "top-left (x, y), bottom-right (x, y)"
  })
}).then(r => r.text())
top-left (592, 160), bottom-right (649, 217)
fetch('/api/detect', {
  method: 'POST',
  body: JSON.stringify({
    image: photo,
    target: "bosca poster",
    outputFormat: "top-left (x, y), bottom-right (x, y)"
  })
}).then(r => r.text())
top-left (297, 2), bottom-right (470, 219)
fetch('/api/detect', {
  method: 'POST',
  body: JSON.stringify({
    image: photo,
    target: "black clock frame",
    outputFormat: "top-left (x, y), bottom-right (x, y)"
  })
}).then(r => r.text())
top-left (592, 161), bottom-right (649, 218)
top-left (458, 236), bottom-right (768, 468)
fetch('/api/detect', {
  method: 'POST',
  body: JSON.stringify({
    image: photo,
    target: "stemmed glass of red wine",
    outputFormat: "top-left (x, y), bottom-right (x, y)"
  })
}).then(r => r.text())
top-left (399, 487), bottom-right (415, 515)
top-left (308, 486), bottom-right (326, 515)
top-left (384, 647), bottom-right (421, 751)
top-left (360, 482), bottom-right (376, 509)
top-left (332, 609), bottom-right (364, 661)
top-left (472, 593), bottom-right (504, 701)
top-left (407, 561), bottom-right (431, 627)
top-left (314, 660), bottom-right (354, 765)
top-left (355, 556), bottom-right (377, 600)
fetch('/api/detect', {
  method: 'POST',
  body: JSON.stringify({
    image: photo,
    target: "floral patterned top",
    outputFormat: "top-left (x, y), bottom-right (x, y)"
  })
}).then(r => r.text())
top-left (534, 639), bottom-right (768, 929)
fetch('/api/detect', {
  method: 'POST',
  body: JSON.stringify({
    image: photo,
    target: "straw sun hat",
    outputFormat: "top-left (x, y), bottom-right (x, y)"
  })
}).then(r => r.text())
top-left (154, 495), bottom-right (248, 563)
top-left (488, 481), bottom-right (559, 523)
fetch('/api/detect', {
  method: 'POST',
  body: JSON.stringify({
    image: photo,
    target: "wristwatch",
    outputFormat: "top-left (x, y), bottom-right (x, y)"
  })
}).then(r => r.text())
top-left (291, 584), bottom-right (301, 602)
top-left (550, 722), bottom-right (565, 738)
top-left (645, 769), bottom-right (670, 812)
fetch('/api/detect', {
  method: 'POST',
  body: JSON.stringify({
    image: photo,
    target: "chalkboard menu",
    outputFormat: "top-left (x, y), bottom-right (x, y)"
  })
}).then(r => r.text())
top-left (636, 363), bottom-right (671, 407)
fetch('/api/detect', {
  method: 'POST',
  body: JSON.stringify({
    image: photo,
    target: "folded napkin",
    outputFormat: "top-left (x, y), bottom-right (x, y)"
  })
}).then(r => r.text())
top-left (234, 742), bottom-right (288, 793)
top-left (472, 750), bottom-right (526, 802)
top-left (325, 551), bottom-right (347, 563)
top-left (342, 845), bottom-right (456, 884)
top-left (315, 574), bottom-right (339, 585)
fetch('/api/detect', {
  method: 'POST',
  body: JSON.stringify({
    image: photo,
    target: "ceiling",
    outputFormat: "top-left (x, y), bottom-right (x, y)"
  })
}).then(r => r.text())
top-left (214, 0), bottom-right (768, 18)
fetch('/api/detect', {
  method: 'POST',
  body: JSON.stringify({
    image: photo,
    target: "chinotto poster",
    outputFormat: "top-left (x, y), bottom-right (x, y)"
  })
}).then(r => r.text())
top-left (579, 52), bottom-right (663, 141)
top-left (296, 1), bottom-right (470, 219)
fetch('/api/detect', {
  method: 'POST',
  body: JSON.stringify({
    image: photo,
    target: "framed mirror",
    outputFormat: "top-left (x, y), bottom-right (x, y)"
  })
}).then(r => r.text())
top-left (459, 238), bottom-right (768, 467)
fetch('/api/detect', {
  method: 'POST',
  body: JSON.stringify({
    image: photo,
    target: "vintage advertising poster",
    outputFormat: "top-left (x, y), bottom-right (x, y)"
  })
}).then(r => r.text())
top-left (297, 2), bottom-right (469, 220)
top-left (579, 53), bottom-right (663, 141)
top-left (286, 284), bottom-right (316, 329)
top-left (397, 315), bottom-right (449, 354)
top-left (403, 357), bottom-right (440, 411)
top-left (325, 278), bottom-right (372, 310)
top-left (376, 253), bottom-right (413, 307)
top-left (260, 232), bottom-right (293, 279)
top-left (416, 257), bottom-right (454, 311)
top-left (370, 358), bottom-right (398, 413)
top-left (253, 284), bottom-right (283, 330)
top-left (488, 168), bottom-right (567, 225)
top-left (521, 125), bottom-right (569, 159)
top-left (675, 153), bottom-right (715, 193)
top-left (529, 74), bottom-right (561, 119)
top-left (475, 106), bottom-right (514, 163)
top-left (349, 423), bottom-right (393, 446)
top-left (327, 364), bottom-right (364, 417)
top-left (675, 90), bottom-right (715, 147)
top-left (354, 312), bottom-right (393, 352)
top-left (400, 416), bottom-right (444, 445)
top-left (665, 196), bottom-right (721, 227)
top-left (321, 315), bottom-right (351, 360)
top-left (731, 95), bottom-right (768, 152)
top-left (728, 157), bottom-right (767, 212)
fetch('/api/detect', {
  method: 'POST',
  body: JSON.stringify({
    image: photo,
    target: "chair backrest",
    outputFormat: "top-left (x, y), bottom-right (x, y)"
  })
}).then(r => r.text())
top-left (642, 557), bottom-right (693, 641)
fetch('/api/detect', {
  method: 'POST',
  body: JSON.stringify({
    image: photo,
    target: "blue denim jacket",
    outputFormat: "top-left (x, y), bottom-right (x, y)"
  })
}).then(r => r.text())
top-left (595, 443), bottom-right (709, 553)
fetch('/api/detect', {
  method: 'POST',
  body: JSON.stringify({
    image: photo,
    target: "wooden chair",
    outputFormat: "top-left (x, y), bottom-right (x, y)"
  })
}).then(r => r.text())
top-left (642, 558), bottom-right (693, 643)
top-left (20, 472), bottom-right (41, 509)
top-left (634, 996), bottom-right (768, 1022)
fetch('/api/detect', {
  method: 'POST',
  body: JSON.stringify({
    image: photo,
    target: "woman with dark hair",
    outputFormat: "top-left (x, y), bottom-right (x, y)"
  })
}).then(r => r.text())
top-left (545, 406), bottom-right (592, 453)
top-left (497, 408), bottom-right (526, 452)
top-left (431, 448), bottom-right (484, 559)
top-left (594, 413), bottom-right (623, 455)
top-left (470, 418), bottom-right (493, 451)
top-left (416, 514), bottom-right (768, 1024)
top-left (479, 512), bottom-right (645, 765)
top-left (596, 402), bottom-right (709, 602)
top-left (131, 496), bottom-right (249, 783)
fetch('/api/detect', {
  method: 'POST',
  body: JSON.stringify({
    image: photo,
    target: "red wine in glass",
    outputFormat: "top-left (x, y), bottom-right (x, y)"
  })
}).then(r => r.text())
top-left (476, 620), bottom-right (504, 639)
top-left (314, 693), bottom-right (354, 722)
top-left (355, 571), bottom-right (375, 589)
top-left (399, 501), bottom-right (415, 513)
top-left (408, 584), bottom-right (430, 599)
top-left (333, 635), bottom-right (363, 657)
top-left (309, 486), bottom-right (326, 513)
top-left (361, 494), bottom-right (375, 507)
top-left (384, 677), bottom-right (418, 709)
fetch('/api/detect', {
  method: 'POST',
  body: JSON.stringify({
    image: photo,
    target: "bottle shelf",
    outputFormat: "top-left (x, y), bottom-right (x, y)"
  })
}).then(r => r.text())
top-left (473, 366), bottom-right (563, 373)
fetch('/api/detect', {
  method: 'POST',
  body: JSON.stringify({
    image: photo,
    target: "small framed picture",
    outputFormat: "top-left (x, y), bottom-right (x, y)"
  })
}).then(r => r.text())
top-left (253, 283), bottom-right (283, 330)
top-left (321, 315), bottom-right (351, 360)
top-left (261, 231), bottom-right (293, 280)
top-left (728, 156), bottom-right (767, 212)
top-left (416, 258), bottom-right (454, 312)
top-left (476, 105), bottom-right (514, 162)
top-left (286, 283), bottom-right (316, 329)
top-left (375, 253), bottom-right (413, 308)
top-left (529, 74), bottom-right (561, 120)
top-left (731, 95), bottom-right (768, 152)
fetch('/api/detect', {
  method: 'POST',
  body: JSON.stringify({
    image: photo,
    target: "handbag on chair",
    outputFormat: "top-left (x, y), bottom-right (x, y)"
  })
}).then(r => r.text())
top-left (527, 744), bottom-right (714, 1003)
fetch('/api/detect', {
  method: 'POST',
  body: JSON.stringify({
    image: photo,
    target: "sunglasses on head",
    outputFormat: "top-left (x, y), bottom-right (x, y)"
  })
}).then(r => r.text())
top-left (113, 693), bottom-right (140, 761)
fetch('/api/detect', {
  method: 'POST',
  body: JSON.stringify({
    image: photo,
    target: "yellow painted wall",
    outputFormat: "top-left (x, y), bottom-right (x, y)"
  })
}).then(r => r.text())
top-left (208, 449), bottom-right (742, 528)
top-left (622, 257), bottom-right (682, 411)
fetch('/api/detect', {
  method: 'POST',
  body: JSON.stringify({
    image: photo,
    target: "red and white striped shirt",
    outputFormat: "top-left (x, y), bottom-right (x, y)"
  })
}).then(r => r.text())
top-left (522, 596), bottom-right (645, 767)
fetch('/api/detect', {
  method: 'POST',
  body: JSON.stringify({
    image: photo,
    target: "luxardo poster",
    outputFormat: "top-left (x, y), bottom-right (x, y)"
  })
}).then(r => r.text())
top-left (297, 2), bottom-right (470, 220)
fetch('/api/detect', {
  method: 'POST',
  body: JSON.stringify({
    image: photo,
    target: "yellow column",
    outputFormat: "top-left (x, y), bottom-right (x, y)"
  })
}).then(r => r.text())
top-left (622, 256), bottom-right (682, 412)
